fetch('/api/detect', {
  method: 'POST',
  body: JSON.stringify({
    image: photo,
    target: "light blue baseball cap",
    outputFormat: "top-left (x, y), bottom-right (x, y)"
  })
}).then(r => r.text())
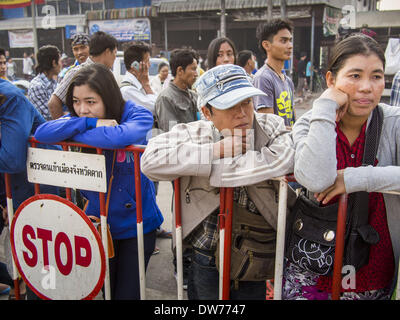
top-left (194, 64), bottom-right (267, 110)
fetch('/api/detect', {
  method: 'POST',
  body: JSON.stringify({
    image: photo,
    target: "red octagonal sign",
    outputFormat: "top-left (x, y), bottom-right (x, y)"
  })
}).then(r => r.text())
top-left (10, 194), bottom-right (106, 300)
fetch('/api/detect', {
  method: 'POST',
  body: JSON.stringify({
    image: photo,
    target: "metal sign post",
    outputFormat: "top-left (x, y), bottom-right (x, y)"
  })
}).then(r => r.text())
top-left (174, 179), bottom-right (184, 300)
top-left (7, 138), bottom-right (148, 300)
top-left (221, 188), bottom-right (234, 300)
top-left (273, 178), bottom-right (289, 300)
top-left (133, 148), bottom-right (146, 300)
top-left (10, 194), bottom-right (106, 300)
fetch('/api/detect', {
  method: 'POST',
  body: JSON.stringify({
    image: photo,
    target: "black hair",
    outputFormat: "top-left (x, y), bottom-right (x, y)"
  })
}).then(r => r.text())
top-left (157, 61), bottom-right (169, 73)
top-left (35, 45), bottom-right (60, 74)
top-left (169, 48), bottom-right (198, 77)
top-left (89, 31), bottom-right (118, 57)
top-left (328, 33), bottom-right (385, 77)
top-left (205, 103), bottom-right (213, 115)
top-left (122, 41), bottom-right (151, 70)
top-left (0, 48), bottom-right (5, 58)
top-left (66, 64), bottom-right (125, 123)
top-left (237, 50), bottom-right (254, 68)
top-left (206, 37), bottom-right (237, 69)
top-left (256, 19), bottom-right (293, 55)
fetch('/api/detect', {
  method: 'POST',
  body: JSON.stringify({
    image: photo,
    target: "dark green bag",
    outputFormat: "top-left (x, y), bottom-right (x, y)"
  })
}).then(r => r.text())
top-left (216, 202), bottom-right (276, 281)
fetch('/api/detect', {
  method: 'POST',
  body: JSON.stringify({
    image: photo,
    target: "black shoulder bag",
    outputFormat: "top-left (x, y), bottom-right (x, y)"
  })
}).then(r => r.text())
top-left (285, 106), bottom-right (383, 276)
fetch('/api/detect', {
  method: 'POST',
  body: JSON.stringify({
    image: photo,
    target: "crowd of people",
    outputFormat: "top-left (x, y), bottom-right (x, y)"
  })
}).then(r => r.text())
top-left (0, 17), bottom-right (400, 301)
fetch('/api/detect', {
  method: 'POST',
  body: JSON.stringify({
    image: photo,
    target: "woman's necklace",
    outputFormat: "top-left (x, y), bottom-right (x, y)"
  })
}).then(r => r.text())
top-left (267, 63), bottom-right (285, 81)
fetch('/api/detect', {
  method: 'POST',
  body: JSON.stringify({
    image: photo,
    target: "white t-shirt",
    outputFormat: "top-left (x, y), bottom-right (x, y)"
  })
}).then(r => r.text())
top-left (23, 57), bottom-right (34, 75)
top-left (150, 74), bottom-right (172, 96)
top-left (120, 72), bottom-right (157, 115)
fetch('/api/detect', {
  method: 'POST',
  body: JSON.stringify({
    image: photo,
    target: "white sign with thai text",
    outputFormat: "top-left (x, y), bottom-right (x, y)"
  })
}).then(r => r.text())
top-left (27, 148), bottom-right (107, 193)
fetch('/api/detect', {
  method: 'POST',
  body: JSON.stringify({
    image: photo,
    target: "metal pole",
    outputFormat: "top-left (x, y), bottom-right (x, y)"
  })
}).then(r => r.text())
top-left (62, 145), bottom-right (72, 201)
top-left (133, 151), bottom-right (146, 300)
top-left (164, 18), bottom-right (168, 55)
top-left (174, 179), bottom-right (184, 300)
top-left (218, 188), bottom-right (226, 300)
top-left (31, 0), bottom-right (39, 56)
top-left (310, 8), bottom-right (315, 92)
top-left (30, 141), bottom-right (40, 195)
top-left (61, 28), bottom-right (65, 54)
top-left (96, 148), bottom-right (111, 300)
top-left (222, 187), bottom-right (233, 300)
top-left (267, 0), bottom-right (273, 21)
top-left (331, 193), bottom-right (348, 300)
top-left (273, 179), bottom-right (288, 300)
top-left (280, 0), bottom-right (287, 19)
top-left (220, 0), bottom-right (226, 38)
top-left (290, 30), bottom-right (294, 78)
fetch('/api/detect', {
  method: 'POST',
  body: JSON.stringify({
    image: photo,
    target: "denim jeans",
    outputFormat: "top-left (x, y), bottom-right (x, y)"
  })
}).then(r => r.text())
top-left (187, 248), bottom-right (266, 300)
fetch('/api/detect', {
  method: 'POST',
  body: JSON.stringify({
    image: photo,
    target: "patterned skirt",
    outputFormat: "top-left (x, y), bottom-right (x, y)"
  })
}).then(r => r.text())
top-left (282, 260), bottom-right (391, 300)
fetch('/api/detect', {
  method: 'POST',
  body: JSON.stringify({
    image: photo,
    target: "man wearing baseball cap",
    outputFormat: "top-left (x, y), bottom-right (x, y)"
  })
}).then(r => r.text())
top-left (58, 33), bottom-right (90, 81)
top-left (141, 64), bottom-right (295, 300)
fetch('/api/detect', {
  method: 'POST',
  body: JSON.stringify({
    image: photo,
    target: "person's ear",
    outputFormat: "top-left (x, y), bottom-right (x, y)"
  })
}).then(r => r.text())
top-left (261, 40), bottom-right (271, 53)
top-left (176, 66), bottom-right (184, 77)
top-left (326, 71), bottom-right (335, 88)
top-left (201, 106), bottom-right (212, 121)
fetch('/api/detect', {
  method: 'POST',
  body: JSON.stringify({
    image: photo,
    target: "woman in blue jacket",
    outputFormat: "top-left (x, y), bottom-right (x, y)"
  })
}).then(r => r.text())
top-left (34, 64), bottom-right (163, 300)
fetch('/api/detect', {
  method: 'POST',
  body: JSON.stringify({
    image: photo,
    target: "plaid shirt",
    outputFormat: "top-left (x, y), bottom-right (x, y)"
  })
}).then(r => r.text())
top-left (28, 73), bottom-right (57, 121)
top-left (391, 70), bottom-right (400, 107)
top-left (187, 186), bottom-right (261, 251)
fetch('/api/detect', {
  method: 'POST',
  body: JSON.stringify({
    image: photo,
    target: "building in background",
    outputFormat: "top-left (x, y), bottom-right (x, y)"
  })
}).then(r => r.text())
top-left (0, 0), bottom-right (397, 83)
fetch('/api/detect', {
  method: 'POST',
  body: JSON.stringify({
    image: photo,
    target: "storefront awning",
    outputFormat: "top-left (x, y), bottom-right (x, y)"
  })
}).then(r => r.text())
top-left (87, 6), bottom-right (157, 21)
top-left (158, 0), bottom-right (329, 13)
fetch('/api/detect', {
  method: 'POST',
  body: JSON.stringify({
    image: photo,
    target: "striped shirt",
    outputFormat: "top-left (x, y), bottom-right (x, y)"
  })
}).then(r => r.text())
top-left (53, 57), bottom-right (94, 104)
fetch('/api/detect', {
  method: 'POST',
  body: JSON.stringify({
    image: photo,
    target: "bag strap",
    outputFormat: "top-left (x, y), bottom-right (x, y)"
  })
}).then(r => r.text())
top-left (105, 150), bottom-right (117, 218)
top-left (351, 106), bottom-right (383, 227)
top-left (362, 105), bottom-right (383, 166)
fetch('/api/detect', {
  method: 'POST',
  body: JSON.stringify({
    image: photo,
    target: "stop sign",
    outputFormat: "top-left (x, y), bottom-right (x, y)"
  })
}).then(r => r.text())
top-left (10, 194), bottom-right (106, 300)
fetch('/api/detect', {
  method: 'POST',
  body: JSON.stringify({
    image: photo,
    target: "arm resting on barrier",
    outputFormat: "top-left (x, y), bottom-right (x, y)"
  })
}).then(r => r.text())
top-left (73, 102), bottom-right (153, 148)
top-left (292, 98), bottom-right (339, 192)
top-left (209, 114), bottom-right (294, 187)
top-left (34, 115), bottom-right (93, 143)
top-left (35, 101), bottom-right (154, 149)
top-left (344, 165), bottom-right (400, 194)
top-left (141, 121), bottom-right (214, 181)
top-left (315, 165), bottom-right (400, 205)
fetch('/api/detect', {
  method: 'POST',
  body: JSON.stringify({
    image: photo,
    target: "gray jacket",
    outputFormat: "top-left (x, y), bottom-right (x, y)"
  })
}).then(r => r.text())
top-left (141, 112), bottom-right (296, 239)
top-left (154, 82), bottom-right (198, 133)
top-left (292, 98), bottom-right (400, 272)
